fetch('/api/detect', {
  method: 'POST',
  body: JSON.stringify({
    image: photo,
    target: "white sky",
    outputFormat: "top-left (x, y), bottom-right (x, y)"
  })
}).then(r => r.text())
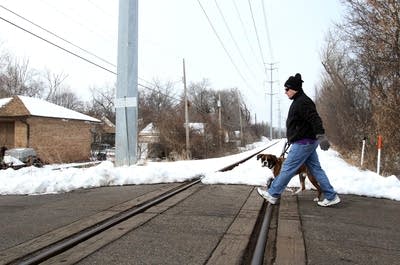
top-left (1, 138), bottom-right (399, 203)
top-left (0, 0), bottom-right (344, 125)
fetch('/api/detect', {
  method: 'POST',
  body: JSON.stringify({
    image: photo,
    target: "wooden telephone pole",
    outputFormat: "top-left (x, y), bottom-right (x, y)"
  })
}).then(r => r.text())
top-left (183, 59), bottom-right (190, 159)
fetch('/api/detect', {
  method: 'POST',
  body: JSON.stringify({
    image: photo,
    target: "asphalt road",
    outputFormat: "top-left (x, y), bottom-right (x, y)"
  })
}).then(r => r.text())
top-left (0, 184), bottom-right (261, 264)
top-left (0, 184), bottom-right (174, 251)
top-left (0, 184), bottom-right (399, 265)
top-left (297, 191), bottom-right (400, 265)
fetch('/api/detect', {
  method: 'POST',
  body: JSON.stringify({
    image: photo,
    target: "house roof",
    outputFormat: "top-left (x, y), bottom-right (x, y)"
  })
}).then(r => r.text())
top-left (0, 96), bottom-right (100, 122)
top-left (141, 123), bottom-right (157, 133)
top-left (100, 116), bottom-right (116, 133)
top-left (139, 122), bottom-right (159, 136)
top-left (188, 122), bottom-right (205, 134)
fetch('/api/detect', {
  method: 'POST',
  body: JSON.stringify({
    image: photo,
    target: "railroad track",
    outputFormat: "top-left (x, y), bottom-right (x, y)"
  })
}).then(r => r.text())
top-left (0, 141), bottom-right (280, 265)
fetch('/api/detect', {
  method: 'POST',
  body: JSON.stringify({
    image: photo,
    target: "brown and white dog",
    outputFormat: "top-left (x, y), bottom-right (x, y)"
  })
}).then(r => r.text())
top-left (256, 153), bottom-right (322, 201)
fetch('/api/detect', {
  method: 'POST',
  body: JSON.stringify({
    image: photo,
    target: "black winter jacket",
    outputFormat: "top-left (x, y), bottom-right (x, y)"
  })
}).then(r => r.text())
top-left (286, 89), bottom-right (325, 143)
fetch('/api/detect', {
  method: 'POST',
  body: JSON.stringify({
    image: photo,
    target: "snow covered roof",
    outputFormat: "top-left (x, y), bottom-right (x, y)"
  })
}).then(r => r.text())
top-left (188, 122), bottom-right (205, 134)
top-left (141, 123), bottom-right (158, 133)
top-left (0, 97), bottom-right (12, 108)
top-left (0, 96), bottom-right (100, 122)
top-left (101, 116), bottom-right (115, 128)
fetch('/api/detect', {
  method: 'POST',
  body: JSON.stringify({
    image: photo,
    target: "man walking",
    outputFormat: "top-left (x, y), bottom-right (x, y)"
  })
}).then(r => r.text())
top-left (258, 73), bottom-right (340, 207)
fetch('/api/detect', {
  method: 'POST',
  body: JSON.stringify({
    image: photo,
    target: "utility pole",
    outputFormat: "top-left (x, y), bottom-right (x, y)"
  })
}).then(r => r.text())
top-left (115, 0), bottom-right (138, 166)
top-left (237, 90), bottom-right (243, 146)
top-left (218, 93), bottom-right (222, 149)
top-left (183, 59), bottom-right (190, 159)
top-left (266, 62), bottom-right (278, 140)
top-left (277, 99), bottom-right (282, 138)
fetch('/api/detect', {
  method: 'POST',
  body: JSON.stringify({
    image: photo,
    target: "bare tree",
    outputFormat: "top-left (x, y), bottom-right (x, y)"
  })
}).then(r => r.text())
top-left (0, 56), bottom-right (42, 97)
top-left (138, 80), bottom-right (185, 158)
top-left (43, 69), bottom-right (69, 102)
top-left (51, 90), bottom-right (84, 111)
top-left (88, 84), bottom-right (116, 122)
top-left (318, 30), bottom-right (372, 149)
top-left (317, 0), bottom-right (400, 175)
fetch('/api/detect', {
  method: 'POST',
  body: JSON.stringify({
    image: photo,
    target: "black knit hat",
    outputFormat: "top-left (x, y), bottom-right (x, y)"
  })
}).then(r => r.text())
top-left (284, 73), bottom-right (303, 91)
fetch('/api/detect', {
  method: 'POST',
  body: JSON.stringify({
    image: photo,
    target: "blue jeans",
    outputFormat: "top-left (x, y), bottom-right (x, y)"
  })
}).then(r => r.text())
top-left (268, 142), bottom-right (337, 200)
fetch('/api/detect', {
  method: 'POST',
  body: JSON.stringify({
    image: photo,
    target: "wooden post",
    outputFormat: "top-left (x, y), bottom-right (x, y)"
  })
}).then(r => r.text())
top-left (183, 59), bottom-right (190, 159)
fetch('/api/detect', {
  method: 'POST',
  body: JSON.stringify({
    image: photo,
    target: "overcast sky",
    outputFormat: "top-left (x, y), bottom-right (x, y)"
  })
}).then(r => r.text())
top-left (0, 0), bottom-right (345, 127)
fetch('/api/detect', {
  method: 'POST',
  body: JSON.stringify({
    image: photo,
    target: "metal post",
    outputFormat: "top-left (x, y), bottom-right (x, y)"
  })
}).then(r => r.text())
top-left (266, 62), bottom-right (277, 140)
top-left (237, 90), bottom-right (243, 146)
top-left (360, 137), bottom-right (366, 167)
top-left (269, 65), bottom-right (273, 140)
top-left (183, 59), bottom-right (190, 159)
top-left (377, 135), bottom-right (382, 175)
top-left (218, 93), bottom-right (222, 149)
top-left (115, 0), bottom-right (138, 166)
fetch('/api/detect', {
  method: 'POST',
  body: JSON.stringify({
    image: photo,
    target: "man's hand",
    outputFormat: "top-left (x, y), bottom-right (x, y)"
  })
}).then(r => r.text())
top-left (316, 134), bottom-right (330, 151)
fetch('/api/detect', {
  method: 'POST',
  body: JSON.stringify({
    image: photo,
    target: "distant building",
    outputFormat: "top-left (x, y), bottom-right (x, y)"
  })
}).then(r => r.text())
top-left (0, 96), bottom-right (100, 163)
top-left (138, 122), bottom-right (160, 144)
top-left (187, 122), bottom-right (205, 135)
top-left (92, 116), bottom-right (116, 147)
top-left (138, 123), bottom-right (161, 160)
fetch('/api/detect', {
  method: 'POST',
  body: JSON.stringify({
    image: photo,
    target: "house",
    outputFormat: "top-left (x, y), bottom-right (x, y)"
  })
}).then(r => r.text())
top-left (0, 96), bottom-right (100, 163)
top-left (92, 116), bottom-right (116, 147)
top-left (138, 122), bottom-right (160, 144)
top-left (187, 122), bottom-right (205, 134)
top-left (138, 123), bottom-right (161, 159)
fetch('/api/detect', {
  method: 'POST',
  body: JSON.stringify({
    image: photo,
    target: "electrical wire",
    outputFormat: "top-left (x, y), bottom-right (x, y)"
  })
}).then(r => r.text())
top-left (247, 0), bottom-right (268, 77)
top-left (137, 83), bottom-right (181, 105)
top-left (196, 0), bottom-right (253, 90)
top-left (0, 15), bottom-right (117, 75)
top-left (0, 2), bottom-right (255, 128)
top-left (213, 0), bottom-right (258, 81)
top-left (0, 5), bottom-right (116, 68)
top-left (231, 0), bottom-right (262, 69)
top-left (138, 83), bottom-right (222, 120)
top-left (261, 0), bottom-right (274, 62)
top-left (0, 11), bottom-right (184, 110)
top-left (85, 0), bottom-right (115, 19)
top-left (38, 0), bottom-right (114, 43)
top-left (138, 79), bottom-right (229, 119)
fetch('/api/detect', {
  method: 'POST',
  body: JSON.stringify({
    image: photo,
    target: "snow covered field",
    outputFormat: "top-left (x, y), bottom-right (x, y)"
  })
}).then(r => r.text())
top-left (0, 138), bottom-right (399, 202)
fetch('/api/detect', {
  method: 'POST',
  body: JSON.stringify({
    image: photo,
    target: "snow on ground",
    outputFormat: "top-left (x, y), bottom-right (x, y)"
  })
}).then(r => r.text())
top-left (0, 138), bottom-right (399, 202)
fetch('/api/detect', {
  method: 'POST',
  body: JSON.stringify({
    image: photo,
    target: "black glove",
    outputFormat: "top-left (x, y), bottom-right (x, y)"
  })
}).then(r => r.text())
top-left (316, 134), bottom-right (330, 151)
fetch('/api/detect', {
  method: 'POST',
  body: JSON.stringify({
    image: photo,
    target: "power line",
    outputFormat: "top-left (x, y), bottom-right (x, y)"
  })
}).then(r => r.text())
top-left (38, 0), bottom-right (114, 43)
top-left (138, 82), bottom-right (219, 118)
top-left (213, 0), bottom-right (258, 81)
top-left (1, 1), bottom-right (268, 126)
top-left (0, 5), bottom-right (116, 68)
top-left (138, 77), bottom-right (229, 118)
top-left (137, 82), bottom-right (181, 104)
top-left (85, 0), bottom-right (115, 19)
top-left (0, 13), bottom-right (182, 106)
top-left (261, 0), bottom-right (274, 62)
top-left (196, 0), bottom-right (253, 90)
top-left (231, 0), bottom-right (263, 69)
top-left (0, 15), bottom-right (116, 75)
top-left (247, 0), bottom-right (268, 77)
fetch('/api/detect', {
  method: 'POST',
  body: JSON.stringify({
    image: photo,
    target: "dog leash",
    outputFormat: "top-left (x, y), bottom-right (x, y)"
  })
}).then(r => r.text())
top-left (280, 141), bottom-right (291, 158)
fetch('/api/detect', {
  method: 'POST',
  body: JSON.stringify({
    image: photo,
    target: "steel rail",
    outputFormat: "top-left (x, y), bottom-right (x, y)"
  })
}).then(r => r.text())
top-left (10, 178), bottom-right (201, 265)
top-left (250, 202), bottom-right (274, 265)
top-left (7, 140), bottom-right (282, 265)
top-left (218, 140), bottom-right (281, 172)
